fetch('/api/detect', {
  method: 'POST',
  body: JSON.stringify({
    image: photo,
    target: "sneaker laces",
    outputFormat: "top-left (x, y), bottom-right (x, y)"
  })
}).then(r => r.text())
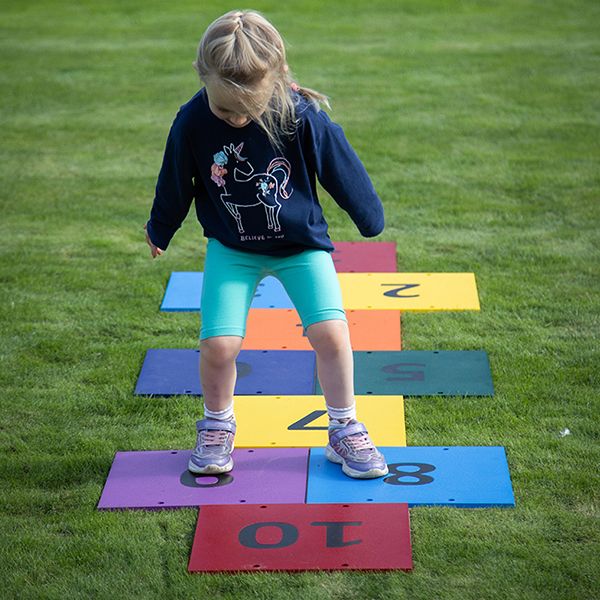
top-left (344, 432), bottom-right (375, 453)
top-left (200, 429), bottom-right (230, 446)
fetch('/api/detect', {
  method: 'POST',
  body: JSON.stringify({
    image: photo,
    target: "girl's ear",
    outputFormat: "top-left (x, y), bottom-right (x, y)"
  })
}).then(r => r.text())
top-left (283, 64), bottom-right (289, 73)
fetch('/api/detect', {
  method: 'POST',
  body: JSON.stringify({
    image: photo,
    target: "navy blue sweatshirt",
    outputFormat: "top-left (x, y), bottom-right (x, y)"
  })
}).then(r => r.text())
top-left (147, 88), bottom-right (384, 256)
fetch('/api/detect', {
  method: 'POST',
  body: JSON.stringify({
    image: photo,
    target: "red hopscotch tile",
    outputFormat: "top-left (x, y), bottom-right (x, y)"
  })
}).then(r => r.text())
top-left (189, 503), bottom-right (413, 572)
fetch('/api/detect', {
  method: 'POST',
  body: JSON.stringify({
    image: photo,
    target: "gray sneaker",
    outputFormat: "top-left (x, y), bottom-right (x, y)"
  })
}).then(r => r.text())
top-left (188, 418), bottom-right (236, 475)
top-left (326, 420), bottom-right (389, 479)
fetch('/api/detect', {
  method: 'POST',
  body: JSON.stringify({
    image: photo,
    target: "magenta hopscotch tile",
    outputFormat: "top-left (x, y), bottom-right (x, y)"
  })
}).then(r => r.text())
top-left (332, 241), bottom-right (397, 272)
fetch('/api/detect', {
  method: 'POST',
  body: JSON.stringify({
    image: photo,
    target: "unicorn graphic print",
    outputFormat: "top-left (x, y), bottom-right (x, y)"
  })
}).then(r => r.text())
top-left (210, 142), bottom-right (293, 235)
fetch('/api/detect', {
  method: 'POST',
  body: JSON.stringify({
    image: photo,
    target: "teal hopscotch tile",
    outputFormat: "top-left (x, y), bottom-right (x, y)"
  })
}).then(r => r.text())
top-left (315, 351), bottom-right (494, 396)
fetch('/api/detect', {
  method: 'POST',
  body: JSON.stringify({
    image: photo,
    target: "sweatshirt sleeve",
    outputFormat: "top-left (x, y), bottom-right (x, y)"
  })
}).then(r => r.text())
top-left (307, 108), bottom-right (384, 237)
top-left (146, 114), bottom-right (197, 250)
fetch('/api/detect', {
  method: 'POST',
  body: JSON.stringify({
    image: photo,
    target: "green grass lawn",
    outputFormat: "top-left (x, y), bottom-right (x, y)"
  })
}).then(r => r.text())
top-left (1, 0), bottom-right (598, 598)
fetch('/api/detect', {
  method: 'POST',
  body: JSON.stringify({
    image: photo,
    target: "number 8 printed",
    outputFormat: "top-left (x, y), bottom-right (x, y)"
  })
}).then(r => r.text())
top-left (383, 463), bottom-right (436, 486)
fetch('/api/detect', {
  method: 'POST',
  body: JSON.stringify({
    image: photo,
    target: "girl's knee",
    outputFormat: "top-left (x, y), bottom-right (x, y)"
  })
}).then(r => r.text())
top-left (200, 336), bottom-right (243, 364)
top-left (306, 319), bottom-right (350, 356)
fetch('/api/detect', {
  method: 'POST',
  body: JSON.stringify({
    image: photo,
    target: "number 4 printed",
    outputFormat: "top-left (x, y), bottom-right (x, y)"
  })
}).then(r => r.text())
top-left (288, 410), bottom-right (328, 431)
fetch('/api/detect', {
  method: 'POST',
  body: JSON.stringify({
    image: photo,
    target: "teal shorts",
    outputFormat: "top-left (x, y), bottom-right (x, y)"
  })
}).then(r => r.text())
top-left (200, 238), bottom-right (346, 340)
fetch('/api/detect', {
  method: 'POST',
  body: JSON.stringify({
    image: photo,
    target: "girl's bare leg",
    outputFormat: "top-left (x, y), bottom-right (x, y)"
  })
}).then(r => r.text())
top-left (199, 336), bottom-right (243, 412)
top-left (305, 319), bottom-right (354, 409)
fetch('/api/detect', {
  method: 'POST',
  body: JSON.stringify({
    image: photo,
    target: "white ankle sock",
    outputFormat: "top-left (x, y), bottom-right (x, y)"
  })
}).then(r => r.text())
top-left (204, 402), bottom-right (235, 421)
top-left (327, 403), bottom-right (356, 426)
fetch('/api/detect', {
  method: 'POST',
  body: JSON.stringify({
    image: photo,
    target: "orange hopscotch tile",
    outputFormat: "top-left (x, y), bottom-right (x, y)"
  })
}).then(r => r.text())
top-left (243, 309), bottom-right (310, 350)
top-left (242, 309), bottom-right (401, 351)
top-left (346, 310), bottom-right (402, 350)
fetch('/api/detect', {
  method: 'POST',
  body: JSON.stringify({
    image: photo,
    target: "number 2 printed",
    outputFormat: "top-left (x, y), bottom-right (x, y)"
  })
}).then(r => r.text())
top-left (380, 284), bottom-right (420, 298)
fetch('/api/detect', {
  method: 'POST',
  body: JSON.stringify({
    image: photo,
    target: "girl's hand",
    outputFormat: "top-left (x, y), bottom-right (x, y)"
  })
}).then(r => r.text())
top-left (143, 224), bottom-right (164, 258)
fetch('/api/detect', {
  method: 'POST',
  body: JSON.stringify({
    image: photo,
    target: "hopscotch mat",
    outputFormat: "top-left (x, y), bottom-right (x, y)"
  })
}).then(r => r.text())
top-left (112, 238), bottom-right (510, 572)
top-left (233, 395), bottom-right (405, 447)
top-left (189, 503), bottom-right (412, 572)
top-left (160, 272), bottom-right (480, 312)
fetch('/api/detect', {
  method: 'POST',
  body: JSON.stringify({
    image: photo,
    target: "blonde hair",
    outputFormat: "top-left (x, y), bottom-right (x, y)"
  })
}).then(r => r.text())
top-left (193, 10), bottom-right (329, 149)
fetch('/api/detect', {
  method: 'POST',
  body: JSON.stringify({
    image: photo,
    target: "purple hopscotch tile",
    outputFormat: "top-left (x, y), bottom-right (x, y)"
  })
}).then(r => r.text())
top-left (98, 448), bottom-right (309, 510)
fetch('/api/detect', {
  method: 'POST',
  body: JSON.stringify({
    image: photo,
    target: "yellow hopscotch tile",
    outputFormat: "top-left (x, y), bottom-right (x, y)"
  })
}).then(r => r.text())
top-left (338, 272), bottom-right (480, 311)
top-left (233, 395), bottom-right (405, 448)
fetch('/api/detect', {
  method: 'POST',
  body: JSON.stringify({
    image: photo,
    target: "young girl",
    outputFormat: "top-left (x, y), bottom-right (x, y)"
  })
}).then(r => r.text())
top-left (145, 10), bottom-right (388, 479)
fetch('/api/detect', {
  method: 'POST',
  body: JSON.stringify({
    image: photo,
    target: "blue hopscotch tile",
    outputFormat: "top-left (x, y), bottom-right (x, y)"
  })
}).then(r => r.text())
top-left (134, 349), bottom-right (316, 396)
top-left (160, 272), bottom-right (203, 312)
top-left (160, 272), bottom-right (293, 311)
top-left (306, 446), bottom-right (515, 507)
